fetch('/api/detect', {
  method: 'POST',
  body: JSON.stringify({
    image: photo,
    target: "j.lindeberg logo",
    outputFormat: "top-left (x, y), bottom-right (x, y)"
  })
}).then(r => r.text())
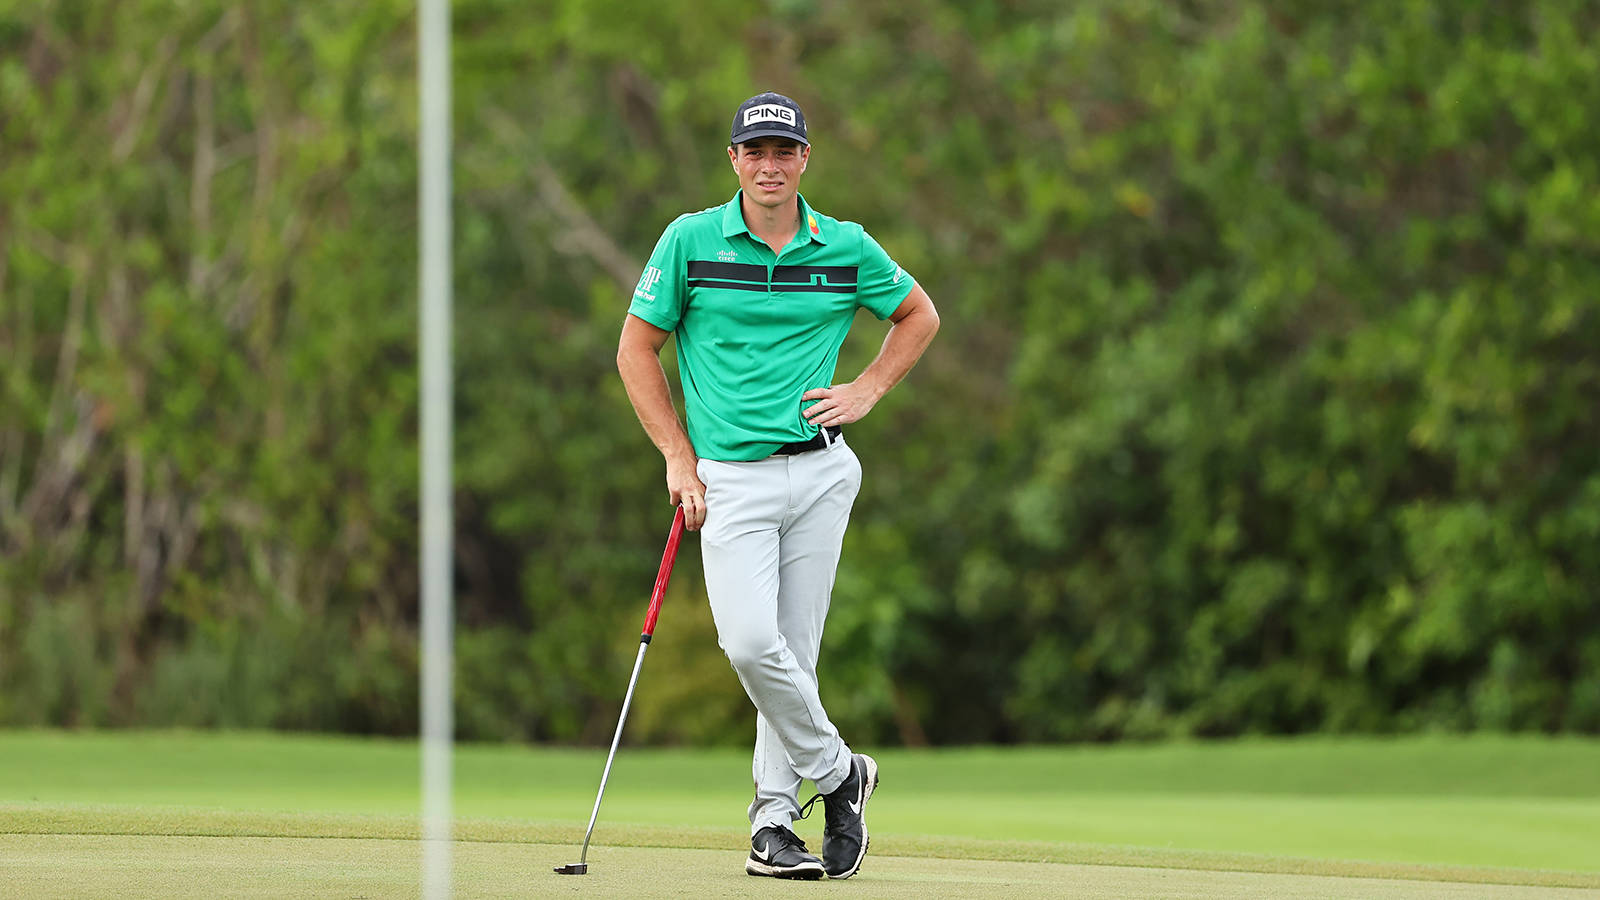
top-left (743, 104), bottom-right (796, 127)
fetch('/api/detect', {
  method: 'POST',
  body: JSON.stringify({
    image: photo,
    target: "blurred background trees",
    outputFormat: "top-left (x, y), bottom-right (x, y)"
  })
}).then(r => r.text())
top-left (2, 0), bottom-right (1596, 744)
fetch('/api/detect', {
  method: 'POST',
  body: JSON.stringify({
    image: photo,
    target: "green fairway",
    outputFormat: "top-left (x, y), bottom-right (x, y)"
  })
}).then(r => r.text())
top-left (2, 730), bottom-right (1598, 897)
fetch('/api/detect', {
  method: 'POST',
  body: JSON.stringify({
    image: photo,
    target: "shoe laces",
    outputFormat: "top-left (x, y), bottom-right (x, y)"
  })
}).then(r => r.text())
top-left (762, 823), bottom-right (812, 853)
top-left (798, 757), bottom-right (858, 824)
top-left (797, 790), bottom-right (853, 832)
top-left (796, 792), bottom-right (823, 821)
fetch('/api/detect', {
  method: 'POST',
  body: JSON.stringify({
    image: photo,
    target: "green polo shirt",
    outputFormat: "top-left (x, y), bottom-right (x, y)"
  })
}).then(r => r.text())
top-left (628, 192), bottom-right (916, 461)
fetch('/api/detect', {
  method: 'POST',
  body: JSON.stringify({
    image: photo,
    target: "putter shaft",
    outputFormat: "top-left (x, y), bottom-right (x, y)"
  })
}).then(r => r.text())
top-left (575, 640), bottom-right (649, 866)
top-left (556, 508), bottom-right (687, 875)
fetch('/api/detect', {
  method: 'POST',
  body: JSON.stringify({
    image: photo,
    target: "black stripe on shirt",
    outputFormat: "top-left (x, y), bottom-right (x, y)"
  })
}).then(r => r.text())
top-left (684, 261), bottom-right (861, 293)
top-left (688, 278), bottom-right (768, 292)
top-left (687, 261), bottom-right (767, 282)
top-left (774, 264), bottom-right (858, 293)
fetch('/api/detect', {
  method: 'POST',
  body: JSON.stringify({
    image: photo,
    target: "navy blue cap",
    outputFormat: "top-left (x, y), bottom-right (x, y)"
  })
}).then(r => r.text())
top-left (730, 92), bottom-right (808, 146)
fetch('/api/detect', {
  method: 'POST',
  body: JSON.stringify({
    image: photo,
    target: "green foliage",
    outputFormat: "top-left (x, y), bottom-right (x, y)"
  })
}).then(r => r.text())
top-left (1, 1), bottom-right (1596, 743)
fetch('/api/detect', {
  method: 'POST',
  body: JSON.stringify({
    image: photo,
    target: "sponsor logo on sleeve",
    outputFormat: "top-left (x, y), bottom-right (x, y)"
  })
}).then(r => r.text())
top-left (634, 265), bottom-right (663, 301)
top-left (893, 264), bottom-right (904, 284)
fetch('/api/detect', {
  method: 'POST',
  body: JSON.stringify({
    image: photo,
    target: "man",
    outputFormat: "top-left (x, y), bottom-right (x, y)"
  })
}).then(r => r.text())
top-left (616, 91), bottom-right (939, 880)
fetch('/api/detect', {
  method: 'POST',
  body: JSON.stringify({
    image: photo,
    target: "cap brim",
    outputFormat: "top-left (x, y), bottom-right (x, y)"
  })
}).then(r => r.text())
top-left (730, 128), bottom-right (809, 146)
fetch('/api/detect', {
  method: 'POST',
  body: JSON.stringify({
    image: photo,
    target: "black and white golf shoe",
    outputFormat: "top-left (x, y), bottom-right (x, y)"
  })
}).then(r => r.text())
top-left (801, 752), bottom-right (879, 879)
top-left (745, 824), bottom-right (824, 879)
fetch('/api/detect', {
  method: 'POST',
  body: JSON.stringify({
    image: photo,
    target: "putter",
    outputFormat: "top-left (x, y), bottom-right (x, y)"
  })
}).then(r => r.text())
top-left (555, 505), bottom-right (688, 876)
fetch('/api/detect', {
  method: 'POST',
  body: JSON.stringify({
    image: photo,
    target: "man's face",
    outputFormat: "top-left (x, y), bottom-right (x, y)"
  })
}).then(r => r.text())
top-left (728, 137), bottom-right (809, 210)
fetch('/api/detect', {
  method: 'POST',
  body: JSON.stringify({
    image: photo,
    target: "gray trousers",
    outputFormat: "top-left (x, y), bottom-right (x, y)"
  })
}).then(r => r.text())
top-left (697, 439), bottom-right (859, 836)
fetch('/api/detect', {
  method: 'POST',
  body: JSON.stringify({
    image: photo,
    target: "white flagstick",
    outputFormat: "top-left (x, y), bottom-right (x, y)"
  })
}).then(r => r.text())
top-left (418, 0), bottom-right (453, 896)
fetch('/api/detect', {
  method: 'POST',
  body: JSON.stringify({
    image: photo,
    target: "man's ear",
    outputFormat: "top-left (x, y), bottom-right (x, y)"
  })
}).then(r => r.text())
top-left (800, 146), bottom-right (809, 173)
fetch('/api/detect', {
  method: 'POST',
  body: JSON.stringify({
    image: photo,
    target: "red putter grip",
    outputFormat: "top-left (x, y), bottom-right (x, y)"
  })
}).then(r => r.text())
top-left (640, 505), bottom-right (687, 640)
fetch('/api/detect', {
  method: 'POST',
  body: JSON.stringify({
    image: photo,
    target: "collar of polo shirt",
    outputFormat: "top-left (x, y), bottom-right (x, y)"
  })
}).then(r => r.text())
top-left (721, 192), bottom-right (829, 246)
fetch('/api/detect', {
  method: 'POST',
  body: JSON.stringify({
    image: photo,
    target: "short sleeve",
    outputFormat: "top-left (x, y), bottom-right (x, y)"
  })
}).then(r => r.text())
top-left (854, 230), bottom-right (915, 320)
top-left (627, 223), bottom-right (687, 331)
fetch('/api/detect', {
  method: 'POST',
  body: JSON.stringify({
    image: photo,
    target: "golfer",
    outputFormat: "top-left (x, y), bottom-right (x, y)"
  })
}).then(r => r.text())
top-left (616, 91), bottom-right (939, 879)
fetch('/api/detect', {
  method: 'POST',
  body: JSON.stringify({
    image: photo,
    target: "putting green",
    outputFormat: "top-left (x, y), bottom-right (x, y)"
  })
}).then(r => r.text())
top-left (2, 836), bottom-right (1594, 900)
top-left (6, 731), bottom-right (1600, 873)
top-left (3, 731), bottom-right (1599, 897)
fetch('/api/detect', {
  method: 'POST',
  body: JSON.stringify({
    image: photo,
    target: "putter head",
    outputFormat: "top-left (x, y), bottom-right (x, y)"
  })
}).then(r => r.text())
top-left (553, 863), bottom-right (588, 875)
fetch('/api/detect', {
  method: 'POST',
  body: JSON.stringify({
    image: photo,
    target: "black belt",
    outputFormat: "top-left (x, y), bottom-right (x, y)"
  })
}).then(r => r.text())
top-left (772, 426), bottom-right (843, 456)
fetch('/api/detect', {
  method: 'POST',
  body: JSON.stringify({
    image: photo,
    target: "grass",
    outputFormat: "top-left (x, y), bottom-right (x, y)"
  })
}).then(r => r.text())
top-left (2, 730), bottom-right (1598, 897)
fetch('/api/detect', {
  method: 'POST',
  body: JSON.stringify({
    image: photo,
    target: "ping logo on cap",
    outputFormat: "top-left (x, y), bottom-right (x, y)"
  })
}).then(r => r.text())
top-left (731, 92), bottom-right (808, 145)
top-left (743, 104), bottom-right (797, 127)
